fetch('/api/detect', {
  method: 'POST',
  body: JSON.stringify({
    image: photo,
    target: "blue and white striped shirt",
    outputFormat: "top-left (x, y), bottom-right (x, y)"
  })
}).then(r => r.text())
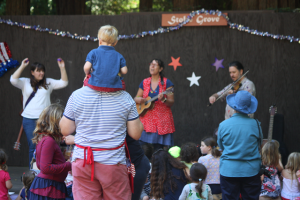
top-left (64, 86), bottom-right (139, 165)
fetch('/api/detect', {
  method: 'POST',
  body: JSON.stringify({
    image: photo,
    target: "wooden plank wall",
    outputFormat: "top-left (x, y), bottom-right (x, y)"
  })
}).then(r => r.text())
top-left (0, 11), bottom-right (299, 166)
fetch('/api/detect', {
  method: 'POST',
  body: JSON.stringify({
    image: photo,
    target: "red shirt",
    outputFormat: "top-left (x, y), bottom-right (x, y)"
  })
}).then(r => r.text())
top-left (36, 136), bottom-right (71, 182)
top-left (0, 170), bottom-right (10, 200)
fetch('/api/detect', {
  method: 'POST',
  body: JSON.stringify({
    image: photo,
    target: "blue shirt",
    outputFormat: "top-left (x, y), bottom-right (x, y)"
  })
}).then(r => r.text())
top-left (139, 79), bottom-right (174, 101)
top-left (63, 86), bottom-right (139, 165)
top-left (86, 45), bottom-right (126, 88)
top-left (217, 113), bottom-right (262, 177)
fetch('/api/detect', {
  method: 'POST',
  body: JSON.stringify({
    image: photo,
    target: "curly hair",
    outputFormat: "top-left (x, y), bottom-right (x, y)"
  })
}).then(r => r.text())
top-left (150, 149), bottom-right (188, 199)
top-left (180, 142), bottom-right (199, 163)
top-left (32, 103), bottom-right (64, 144)
top-left (190, 163), bottom-right (207, 199)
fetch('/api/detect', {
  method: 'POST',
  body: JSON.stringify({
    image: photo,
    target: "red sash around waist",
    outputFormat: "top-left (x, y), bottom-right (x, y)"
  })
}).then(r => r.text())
top-left (75, 141), bottom-right (125, 181)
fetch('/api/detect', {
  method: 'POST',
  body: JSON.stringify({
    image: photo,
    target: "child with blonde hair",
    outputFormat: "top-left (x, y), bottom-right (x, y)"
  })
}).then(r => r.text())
top-left (83, 25), bottom-right (128, 92)
top-left (281, 152), bottom-right (300, 200)
top-left (0, 149), bottom-right (13, 200)
top-left (29, 104), bottom-right (71, 199)
top-left (179, 163), bottom-right (213, 200)
top-left (259, 141), bottom-right (283, 200)
top-left (16, 171), bottom-right (35, 200)
top-left (198, 137), bottom-right (222, 200)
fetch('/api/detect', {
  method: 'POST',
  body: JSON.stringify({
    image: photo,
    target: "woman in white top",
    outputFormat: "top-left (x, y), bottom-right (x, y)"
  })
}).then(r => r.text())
top-left (10, 58), bottom-right (68, 167)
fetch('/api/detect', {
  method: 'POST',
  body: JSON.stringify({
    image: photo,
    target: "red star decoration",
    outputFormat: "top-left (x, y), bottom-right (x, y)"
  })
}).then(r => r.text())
top-left (168, 56), bottom-right (182, 71)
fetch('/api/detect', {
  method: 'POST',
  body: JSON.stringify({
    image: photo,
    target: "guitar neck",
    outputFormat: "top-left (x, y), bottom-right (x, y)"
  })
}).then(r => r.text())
top-left (146, 91), bottom-right (168, 104)
top-left (268, 115), bottom-right (275, 141)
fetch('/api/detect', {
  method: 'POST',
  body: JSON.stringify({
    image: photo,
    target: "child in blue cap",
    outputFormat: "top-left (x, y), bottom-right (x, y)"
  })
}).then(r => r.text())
top-left (83, 25), bottom-right (127, 91)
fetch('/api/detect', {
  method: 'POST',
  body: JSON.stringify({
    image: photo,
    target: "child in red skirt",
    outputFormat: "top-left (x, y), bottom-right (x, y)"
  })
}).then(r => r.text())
top-left (30, 104), bottom-right (71, 200)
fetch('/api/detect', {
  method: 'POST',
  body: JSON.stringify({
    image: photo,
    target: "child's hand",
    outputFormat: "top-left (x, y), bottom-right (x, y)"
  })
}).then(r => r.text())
top-left (57, 58), bottom-right (65, 68)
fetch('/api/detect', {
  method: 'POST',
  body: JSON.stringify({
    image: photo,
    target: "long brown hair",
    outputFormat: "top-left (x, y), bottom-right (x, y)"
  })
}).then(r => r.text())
top-left (32, 103), bottom-right (64, 144)
top-left (150, 149), bottom-right (188, 199)
top-left (190, 163), bottom-right (207, 199)
top-left (261, 141), bottom-right (280, 167)
top-left (0, 149), bottom-right (8, 171)
top-left (30, 62), bottom-right (49, 91)
top-left (202, 137), bottom-right (221, 158)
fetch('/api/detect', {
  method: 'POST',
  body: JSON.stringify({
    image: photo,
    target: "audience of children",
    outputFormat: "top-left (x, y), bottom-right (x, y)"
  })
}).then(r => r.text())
top-left (180, 143), bottom-right (199, 169)
top-left (0, 149), bottom-right (12, 200)
top-left (198, 137), bottom-right (222, 200)
top-left (16, 171), bottom-right (35, 200)
top-left (281, 152), bottom-right (300, 200)
top-left (179, 163), bottom-right (213, 200)
top-left (259, 141), bottom-right (283, 200)
top-left (29, 104), bottom-right (72, 199)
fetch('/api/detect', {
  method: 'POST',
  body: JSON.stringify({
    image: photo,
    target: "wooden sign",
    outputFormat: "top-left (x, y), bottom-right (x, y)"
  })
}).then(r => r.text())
top-left (162, 13), bottom-right (228, 27)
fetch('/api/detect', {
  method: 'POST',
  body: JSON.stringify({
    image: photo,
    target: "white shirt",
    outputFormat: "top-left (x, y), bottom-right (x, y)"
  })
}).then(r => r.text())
top-left (10, 76), bottom-right (68, 119)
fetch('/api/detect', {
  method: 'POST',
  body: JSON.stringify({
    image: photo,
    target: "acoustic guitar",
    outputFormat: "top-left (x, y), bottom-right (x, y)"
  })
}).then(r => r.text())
top-left (261, 105), bottom-right (280, 148)
top-left (136, 87), bottom-right (174, 116)
top-left (13, 125), bottom-right (24, 150)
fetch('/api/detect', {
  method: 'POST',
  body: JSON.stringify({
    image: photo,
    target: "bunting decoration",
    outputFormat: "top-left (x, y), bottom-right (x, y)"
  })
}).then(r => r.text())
top-left (0, 8), bottom-right (299, 44)
top-left (0, 42), bottom-right (19, 77)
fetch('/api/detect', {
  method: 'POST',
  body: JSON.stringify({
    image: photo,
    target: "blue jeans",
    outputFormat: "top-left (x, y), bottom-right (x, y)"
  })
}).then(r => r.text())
top-left (22, 117), bottom-right (37, 168)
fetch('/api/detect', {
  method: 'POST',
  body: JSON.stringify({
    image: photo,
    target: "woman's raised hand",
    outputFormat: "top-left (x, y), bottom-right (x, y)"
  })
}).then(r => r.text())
top-left (21, 58), bottom-right (29, 67)
top-left (57, 58), bottom-right (65, 69)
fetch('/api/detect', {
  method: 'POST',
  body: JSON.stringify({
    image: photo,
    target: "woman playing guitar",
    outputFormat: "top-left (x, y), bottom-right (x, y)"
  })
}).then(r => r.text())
top-left (134, 59), bottom-right (175, 151)
top-left (208, 61), bottom-right (256, 120)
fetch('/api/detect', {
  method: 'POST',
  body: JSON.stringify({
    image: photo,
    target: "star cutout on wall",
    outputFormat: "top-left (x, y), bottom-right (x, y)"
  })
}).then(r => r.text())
top-left (187, 72), bottom-right (201, 87)
top-left (168, 56), bottom-right (182, 71)
top-left (212, 58), bottom-right (224, 71)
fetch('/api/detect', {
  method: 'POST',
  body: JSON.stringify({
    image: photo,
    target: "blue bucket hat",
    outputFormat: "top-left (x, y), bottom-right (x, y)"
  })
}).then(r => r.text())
top-left (226, 90), bottom-right (258, 114)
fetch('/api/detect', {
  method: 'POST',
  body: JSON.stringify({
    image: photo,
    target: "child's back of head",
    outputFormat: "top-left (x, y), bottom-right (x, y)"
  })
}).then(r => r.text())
top-left (286, 152), bottom-right (300, 177)
top-left (22, 171), bottom-right (35, 200)
top-left (98, 25), bottom-right (118, 45)
top-left (262, 141), bottom-right (280, 166)
top-left (202, 137), bottom-right (221, 158)
top-left (190, 163), bottom-right (207, 198)
top-left (0, 149), bottom-right (8, 171)
top-left (180, 142), bottom-right (199, 163)
top-left (141, 143), bottom-right (154, 161)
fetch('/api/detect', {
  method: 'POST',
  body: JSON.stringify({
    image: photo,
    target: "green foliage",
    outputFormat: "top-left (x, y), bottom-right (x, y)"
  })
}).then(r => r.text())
top-left (30, 0), bottom-right (56, 15)
top-left (152, 0), bottom-right (173, 12)
top-left (87, 0), bottom-right (139, 15)
top-left (0, 0), bottom-right (6, 15)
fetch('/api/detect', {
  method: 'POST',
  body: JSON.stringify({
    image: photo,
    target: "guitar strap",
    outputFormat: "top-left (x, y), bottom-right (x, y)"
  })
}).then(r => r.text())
top-left (24, 85), bottom-right (39, 110)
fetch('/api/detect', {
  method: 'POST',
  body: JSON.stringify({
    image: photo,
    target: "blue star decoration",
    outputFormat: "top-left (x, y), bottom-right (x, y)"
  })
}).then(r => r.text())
top-left (212, 58), bottom-right (224, 71)
top-left (187, 72), bottom-right (201, 87)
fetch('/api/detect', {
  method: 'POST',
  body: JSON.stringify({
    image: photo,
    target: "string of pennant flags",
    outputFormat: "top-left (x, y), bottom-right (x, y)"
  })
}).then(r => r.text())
top-left (0, 8), bottom-right (299, 44)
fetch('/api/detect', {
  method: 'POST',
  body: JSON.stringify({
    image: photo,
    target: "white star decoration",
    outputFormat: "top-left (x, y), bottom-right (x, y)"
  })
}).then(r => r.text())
top-left (187, 72), bottom-right (201, 87)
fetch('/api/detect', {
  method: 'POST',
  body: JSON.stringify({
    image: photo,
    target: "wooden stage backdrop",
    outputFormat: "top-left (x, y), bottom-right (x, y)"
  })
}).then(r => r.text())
top-left (0, 11), bottom-right (299, 166)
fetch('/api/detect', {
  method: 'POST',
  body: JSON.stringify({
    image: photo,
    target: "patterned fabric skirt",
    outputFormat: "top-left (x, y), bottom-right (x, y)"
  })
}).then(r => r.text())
top-left (30, 176), bottom-right (67, 200)
top-left (139, 130), bottom-right (173, 146)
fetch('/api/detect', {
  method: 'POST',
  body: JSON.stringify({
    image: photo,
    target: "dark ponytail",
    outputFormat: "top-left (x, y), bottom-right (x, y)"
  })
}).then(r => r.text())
top-left (190, 163), bottom-right (207, 199)
top-left (22, 171), bottom-right (35, 200)
top-left (202, 137), bottom-right (221, 158)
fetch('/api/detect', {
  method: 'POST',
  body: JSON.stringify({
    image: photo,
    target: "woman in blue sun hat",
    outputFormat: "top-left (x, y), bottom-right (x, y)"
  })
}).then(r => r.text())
top-left (217, 90), bottom-right (263, 200)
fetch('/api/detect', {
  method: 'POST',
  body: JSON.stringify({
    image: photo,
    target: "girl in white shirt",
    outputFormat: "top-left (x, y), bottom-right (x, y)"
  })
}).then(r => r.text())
top-left (10, 58), bottom-right (68, 167)
top-left (281, 152), bottom-right (300, 200)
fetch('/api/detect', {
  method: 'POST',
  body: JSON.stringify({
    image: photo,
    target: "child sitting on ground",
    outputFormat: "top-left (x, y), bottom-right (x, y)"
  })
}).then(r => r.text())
top-left (0, 149), bottom-right (13, 200)
top-left (16, 171), bottom-right (35, 200)
top-left (259, 141), bottom-right (283, 200)
top-left (179, 163), bottom-right (213, 200)
top-left (180, 142), bottom-right (199, 169)
top-left (29, 104), bottom-right (72, 199)
top-left (198, 137), bottom-right (222, 200)
top-left (83, 25), bottom-right (128, 91)
top-left (281, 152), bottom-right (300, 200)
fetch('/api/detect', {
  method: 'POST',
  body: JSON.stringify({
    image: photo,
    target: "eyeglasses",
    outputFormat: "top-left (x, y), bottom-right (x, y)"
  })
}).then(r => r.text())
top-left (149, 63), bottom-right (159, 67)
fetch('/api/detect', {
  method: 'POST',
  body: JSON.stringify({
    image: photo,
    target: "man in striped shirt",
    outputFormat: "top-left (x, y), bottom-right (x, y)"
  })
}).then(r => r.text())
top-left (60, 86), bottom-right (143, 199)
